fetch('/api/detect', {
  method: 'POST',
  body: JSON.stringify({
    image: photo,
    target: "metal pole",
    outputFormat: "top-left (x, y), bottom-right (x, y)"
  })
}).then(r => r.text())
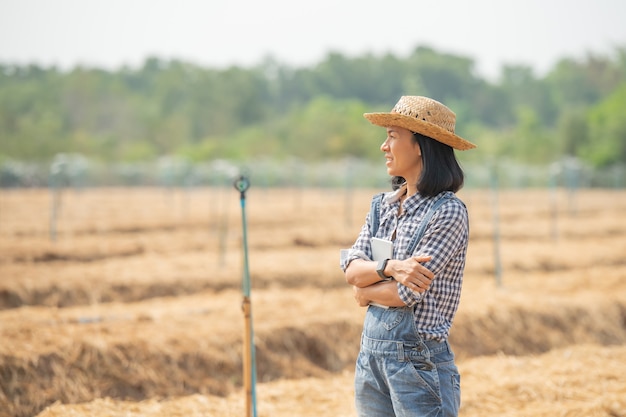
top-left (49, 157), bottom-right (66, 242)
top-left (234, 175), bottom-right (257, 417)
top-left (549, 164), bottom-right (559, 241)
top-left (490, 161), bottom-right (502, 287)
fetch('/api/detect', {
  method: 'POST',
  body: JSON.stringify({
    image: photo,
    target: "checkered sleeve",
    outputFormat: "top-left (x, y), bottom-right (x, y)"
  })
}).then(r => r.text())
top-left (397, 198), bottom-right (469, 307)
top-left (340, 215), bottom-right (374, 272)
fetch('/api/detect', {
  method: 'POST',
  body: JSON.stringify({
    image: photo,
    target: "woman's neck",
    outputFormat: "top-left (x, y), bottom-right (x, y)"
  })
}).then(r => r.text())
top-left (406, 183), bottom-right (418, 197)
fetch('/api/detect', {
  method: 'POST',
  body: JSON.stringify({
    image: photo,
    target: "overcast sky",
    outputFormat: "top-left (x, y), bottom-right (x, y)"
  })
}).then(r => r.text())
top-left (1, 0), bottom-right (625, 80)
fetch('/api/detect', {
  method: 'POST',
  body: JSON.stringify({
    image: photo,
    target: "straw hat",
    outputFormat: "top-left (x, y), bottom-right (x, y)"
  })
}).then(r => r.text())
top-left (364, 96), bottom-right (477, 150)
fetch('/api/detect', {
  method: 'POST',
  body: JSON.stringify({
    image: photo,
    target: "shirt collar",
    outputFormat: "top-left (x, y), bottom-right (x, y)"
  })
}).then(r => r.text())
top-left (384, 182), bottom-right (407, 204)
top-left (384, 182), bottom-right (429, 215)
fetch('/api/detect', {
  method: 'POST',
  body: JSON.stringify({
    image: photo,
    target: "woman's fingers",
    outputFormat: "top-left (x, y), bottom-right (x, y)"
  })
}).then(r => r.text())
top-left (411, 256), bottom-right (435, 279)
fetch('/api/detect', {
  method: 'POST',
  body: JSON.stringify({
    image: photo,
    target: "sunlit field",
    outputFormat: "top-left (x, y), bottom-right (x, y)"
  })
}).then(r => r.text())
top-left (1, 186), bottom-right (625, 417)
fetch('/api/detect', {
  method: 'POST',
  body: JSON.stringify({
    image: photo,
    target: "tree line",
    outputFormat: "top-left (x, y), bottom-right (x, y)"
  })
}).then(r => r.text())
top-left (1, 45), bottom-right (625, 168)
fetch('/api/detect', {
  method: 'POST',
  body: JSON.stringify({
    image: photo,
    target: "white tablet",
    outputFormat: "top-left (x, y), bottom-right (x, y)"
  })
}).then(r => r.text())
top-left (371, 237), bottom-right (393, 261)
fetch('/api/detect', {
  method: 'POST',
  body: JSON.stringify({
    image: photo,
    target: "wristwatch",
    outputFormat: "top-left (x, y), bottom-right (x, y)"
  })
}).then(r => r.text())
top-left (376, 258), bottom-right (391, 280)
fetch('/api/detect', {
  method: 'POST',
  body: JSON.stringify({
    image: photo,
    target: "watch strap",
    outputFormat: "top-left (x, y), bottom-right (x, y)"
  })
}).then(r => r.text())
top-left (376, 258), bottom-right (390, 280)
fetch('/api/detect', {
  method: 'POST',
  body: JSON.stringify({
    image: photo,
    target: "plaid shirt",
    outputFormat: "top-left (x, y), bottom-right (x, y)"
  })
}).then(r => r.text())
top-left (341, 189), bottom-right (469, 342)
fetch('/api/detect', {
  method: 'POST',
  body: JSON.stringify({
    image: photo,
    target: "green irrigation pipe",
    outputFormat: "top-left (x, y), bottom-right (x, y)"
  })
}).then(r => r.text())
top-left (234, 175), bottom-right (258, 417)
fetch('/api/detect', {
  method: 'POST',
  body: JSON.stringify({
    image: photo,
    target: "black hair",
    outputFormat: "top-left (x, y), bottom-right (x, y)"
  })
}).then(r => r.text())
top-left (391, 132), bottom-right (464, 197)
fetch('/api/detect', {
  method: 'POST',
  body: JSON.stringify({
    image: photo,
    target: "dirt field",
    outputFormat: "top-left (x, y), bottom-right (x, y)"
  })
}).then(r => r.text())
top-left (1, 186), bottom-right (625, 417)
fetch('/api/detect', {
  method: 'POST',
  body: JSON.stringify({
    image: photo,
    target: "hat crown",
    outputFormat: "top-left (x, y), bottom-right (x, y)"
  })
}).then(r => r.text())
top-left (363, 95), bottom-right (476, 150)
top-left (392, 96), bottom-right (456, 134)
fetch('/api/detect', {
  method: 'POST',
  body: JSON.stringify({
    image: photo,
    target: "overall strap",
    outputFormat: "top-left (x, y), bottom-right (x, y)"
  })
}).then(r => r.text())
top-left (406, 194), bottom-right (452, 255)
top-left (368, 192), bottom-right (384, 238)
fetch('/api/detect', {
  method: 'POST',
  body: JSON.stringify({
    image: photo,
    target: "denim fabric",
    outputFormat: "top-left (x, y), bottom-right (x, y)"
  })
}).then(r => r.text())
top-left (355, 305), bottom-right (460, 417)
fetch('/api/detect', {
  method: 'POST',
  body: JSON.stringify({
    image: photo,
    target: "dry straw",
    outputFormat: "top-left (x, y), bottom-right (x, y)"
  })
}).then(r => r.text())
top-left (3, 188), bottom-right (626, 417)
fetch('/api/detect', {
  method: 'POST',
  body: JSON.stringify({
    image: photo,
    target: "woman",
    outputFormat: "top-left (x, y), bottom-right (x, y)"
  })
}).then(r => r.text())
top-left (341, 96), bottom-right (476, 417)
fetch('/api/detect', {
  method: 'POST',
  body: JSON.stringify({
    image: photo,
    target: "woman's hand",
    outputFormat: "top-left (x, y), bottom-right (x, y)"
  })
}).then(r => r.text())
top-left (388, 255), bottom-right (434, 293)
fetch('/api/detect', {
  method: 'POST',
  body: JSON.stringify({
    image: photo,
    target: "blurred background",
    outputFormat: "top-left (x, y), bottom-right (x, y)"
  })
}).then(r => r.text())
top-left (0, 0), bottom-right (625, 190)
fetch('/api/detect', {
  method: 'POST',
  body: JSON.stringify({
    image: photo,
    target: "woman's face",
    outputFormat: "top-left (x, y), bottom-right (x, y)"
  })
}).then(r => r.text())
top-left (380, 126), bottom-right (422, 181)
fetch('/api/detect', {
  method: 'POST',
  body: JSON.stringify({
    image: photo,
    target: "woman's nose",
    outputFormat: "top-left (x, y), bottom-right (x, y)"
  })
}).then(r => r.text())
top-left (380, 139), bottom-right (389, 151)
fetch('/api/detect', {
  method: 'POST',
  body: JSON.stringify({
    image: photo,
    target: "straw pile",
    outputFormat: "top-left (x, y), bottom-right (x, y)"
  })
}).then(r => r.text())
top-left (36, 344), bottom-right (626, 417)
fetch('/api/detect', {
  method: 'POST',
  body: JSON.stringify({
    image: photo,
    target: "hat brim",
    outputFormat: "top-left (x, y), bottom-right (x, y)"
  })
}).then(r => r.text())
top-left (364, 112), bottom-right (477, 150)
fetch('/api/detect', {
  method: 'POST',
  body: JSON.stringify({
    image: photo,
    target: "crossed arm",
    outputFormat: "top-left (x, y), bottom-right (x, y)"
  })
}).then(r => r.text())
top-left (345, 256), bottom-right (434, 307)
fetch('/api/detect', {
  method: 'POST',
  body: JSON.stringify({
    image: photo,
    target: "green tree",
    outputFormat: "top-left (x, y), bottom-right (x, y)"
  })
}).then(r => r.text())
top-left (557, 109), bottom-right (589, 157)
top-left (2, 45), bottom-right (626, 168)
top-left (583, 83), bottom-right (626, 167)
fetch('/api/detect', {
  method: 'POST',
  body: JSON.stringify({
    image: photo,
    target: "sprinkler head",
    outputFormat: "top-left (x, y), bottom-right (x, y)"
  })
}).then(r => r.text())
top-left (234, 175), bottom-right (251, 195)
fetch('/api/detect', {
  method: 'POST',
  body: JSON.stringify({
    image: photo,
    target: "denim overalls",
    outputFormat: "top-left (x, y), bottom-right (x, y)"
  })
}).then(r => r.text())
top-left (355, 193), bottom-right (461, 416)
top-left (355, 305), bottom-right (460, 416)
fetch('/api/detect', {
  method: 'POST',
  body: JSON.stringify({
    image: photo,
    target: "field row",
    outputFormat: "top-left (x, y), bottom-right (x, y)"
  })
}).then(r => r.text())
top-left (1, 230), bottom-right (625, 309)
top-left (2, 188), bottom-right (625, 236)
top-left (36, 343), bottom-right (626, 417)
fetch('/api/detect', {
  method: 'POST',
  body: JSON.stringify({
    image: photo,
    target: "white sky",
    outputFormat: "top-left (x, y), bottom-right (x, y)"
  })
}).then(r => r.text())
top-left (1, 0), bottom-right (625, 80)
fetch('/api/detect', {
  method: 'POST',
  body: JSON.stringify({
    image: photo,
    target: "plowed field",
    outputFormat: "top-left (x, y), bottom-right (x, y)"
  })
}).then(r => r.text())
top-left (1, 187), bottom-right (625, 417)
